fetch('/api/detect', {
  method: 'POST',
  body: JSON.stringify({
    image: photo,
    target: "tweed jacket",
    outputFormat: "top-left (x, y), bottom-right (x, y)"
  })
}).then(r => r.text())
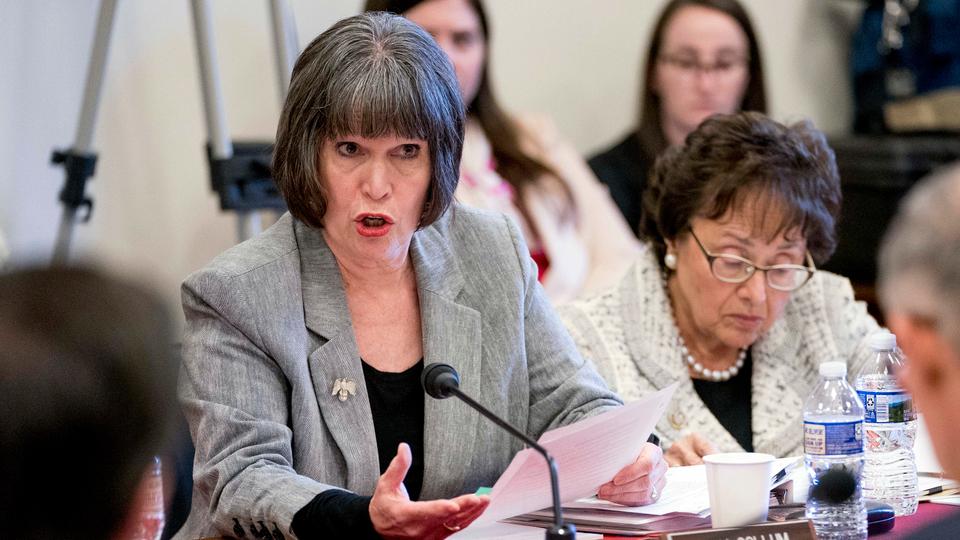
top-left (559, 244), bottom-right (880, 458)
top-left (175, 206), bottom-right (621, 540)
top-left (457, 115), bottom-right (640, 304)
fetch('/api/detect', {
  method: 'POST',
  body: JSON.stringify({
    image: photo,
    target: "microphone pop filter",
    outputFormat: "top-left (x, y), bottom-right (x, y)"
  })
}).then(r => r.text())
top-left (812, 467), bottom-right (858, 504)
top-left (422, 362), bottom-right (460, 399)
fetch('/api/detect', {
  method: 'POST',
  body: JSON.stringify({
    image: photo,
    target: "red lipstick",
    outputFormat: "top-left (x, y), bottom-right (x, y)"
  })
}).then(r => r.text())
top-left (354, 213), bottom-right (394, 237)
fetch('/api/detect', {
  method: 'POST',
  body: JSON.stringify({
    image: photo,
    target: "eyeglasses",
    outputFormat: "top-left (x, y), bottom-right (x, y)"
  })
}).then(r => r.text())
top-left (688, 229), bottom-right (816, 292)
top-left (658, 53), bottom-right (748, 80)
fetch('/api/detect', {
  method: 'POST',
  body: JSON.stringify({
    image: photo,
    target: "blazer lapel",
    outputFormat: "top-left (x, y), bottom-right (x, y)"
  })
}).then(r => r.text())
top-left (296, 221), bottom-right (380, 495)
top-left (410, 227), bottom-right (482, 500)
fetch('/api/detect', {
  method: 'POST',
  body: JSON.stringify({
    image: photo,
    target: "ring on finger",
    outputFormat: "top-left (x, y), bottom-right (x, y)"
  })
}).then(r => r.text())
top-left (443, 521), bottom-right (461, 532)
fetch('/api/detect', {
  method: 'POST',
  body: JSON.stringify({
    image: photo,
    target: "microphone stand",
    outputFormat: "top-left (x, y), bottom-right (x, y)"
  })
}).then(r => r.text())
top-left (444, 386), bottom-right (573, 539)
top-left (422, 363), bottom-right (575, 539)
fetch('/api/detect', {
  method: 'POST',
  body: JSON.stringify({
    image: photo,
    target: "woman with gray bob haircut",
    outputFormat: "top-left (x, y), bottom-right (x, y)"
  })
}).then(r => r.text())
top-left (272, 10), bottom-right (463, 230)
top-left (176, 12), bottom-right (664, 540)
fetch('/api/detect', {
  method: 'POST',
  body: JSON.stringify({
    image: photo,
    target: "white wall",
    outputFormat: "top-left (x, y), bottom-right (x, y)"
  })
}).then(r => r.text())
top-left (0, 0), bottom-right (862, 328)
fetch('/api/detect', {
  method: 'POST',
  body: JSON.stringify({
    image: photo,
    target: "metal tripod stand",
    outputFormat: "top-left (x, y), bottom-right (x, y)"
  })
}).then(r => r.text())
top-left (50, 0), bottom-right (117, 264)
top-left (190, 0), bottom-right (298, 242)
top-left (49, 0), bottom-right (299, 263)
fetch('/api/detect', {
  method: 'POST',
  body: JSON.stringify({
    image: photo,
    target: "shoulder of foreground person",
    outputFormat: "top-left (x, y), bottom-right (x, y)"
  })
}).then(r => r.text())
top-left (187, 213), bottom-right (300, 281)
top-left (423, 204), bottom-right (527, 263)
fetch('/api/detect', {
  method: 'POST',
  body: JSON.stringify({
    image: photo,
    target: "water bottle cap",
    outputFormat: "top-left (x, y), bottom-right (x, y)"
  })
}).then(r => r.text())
top-left (867, 331), bottom-right (897, 351)
top-left (819, 361), bottom-right (847, 378)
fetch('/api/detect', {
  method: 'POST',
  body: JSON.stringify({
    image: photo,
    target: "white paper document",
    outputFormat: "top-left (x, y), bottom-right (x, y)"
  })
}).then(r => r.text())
top-left (564, 456), bottom-right (802, 517)
top-left (473, 383), bottom-right (678, 527)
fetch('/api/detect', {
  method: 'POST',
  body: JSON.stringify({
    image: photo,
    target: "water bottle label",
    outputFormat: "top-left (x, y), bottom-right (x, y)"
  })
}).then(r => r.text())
top-left (804, 420), bottom-right (863, 455)
top-left (857, 390), bottom-right (916, 423)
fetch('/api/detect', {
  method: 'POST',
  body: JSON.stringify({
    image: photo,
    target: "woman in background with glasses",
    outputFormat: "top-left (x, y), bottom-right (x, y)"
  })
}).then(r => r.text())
top-left (589, 0), bottom-right (766, 237)
top-left (562, 112), bottom-right (880, 465)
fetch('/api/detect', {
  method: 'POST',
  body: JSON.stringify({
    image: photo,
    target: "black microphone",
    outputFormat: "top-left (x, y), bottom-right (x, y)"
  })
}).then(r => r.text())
top-left (811, 467), bottom-right (857, 503)
top-left (422, 362), bottom-right (576, 539)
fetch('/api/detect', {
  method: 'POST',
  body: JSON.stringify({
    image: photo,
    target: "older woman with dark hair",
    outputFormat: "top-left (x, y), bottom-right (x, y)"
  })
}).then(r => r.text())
top-left (563, 112), bottom-right (880, 466)
top-left (590, 0), bottom-right (767, 236)
top-left (176, 12), bottom-right (665, 540)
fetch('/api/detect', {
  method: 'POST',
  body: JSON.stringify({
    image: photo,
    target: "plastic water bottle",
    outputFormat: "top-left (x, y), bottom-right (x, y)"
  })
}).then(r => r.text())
top-left (804, 361), bottom-right (867, 540)
top-left (131, 456), bottom-right (165, 540)
top-left (855, 331), bottom-right (918, 516)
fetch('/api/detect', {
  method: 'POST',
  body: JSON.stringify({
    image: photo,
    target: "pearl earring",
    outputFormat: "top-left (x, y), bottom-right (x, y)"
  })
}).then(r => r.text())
top-left (664, 252), bottom-right (677, 270)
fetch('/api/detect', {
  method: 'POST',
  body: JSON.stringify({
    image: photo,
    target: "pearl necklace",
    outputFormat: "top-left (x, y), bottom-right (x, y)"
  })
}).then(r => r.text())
top-left (677, 333), bottom-right (746, 382)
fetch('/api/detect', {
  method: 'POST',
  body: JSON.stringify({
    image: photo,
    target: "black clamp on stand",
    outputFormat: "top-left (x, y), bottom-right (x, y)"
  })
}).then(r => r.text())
top-left (205, 141), bottom-right (285, 212)
top-left (51, 149), bottom-right (98, 222)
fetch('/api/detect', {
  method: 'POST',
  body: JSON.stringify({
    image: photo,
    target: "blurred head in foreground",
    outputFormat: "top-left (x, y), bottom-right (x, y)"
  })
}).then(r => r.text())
top-left (0, 266), bottom-right (178, 540)
top-left (879, 164), bottom-right (960, 481)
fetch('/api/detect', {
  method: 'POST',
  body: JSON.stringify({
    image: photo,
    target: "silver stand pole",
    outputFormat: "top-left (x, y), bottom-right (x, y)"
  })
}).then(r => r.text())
top-left (51, 0), bottom-right (119, 264)
top-left (191, 0), bottom-right (298, 243)
top-left (268, 0), bottom-right (298, 99)
top-left (190, 0), bottom-right (253, 240)
top-left (266, 0), bottom-right (298, 227)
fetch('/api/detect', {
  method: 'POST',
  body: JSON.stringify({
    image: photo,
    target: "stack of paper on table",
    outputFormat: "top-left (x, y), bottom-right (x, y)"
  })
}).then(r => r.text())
top-left (505, 456), bottom-right (800, 535)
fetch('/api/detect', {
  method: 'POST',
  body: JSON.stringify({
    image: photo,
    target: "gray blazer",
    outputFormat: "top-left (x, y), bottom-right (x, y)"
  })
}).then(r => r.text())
top-left (175, 206), bottom-right (621, 539)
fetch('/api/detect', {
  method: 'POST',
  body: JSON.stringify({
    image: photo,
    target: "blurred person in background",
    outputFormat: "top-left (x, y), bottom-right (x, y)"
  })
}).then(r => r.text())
top-left (0, 266), bottom-right (178, 540)
top-left (589, 0), bottom-right (767, 237)
top-left (564, 113), bottom-right (880, 465)
top-left (878, 164), bottom-right (960, 539)
top-left (366, 0), bottom-right (639, 304)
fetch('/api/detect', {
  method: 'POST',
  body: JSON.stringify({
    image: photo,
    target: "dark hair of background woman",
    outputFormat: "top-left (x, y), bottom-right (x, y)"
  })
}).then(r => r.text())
top-left (638, 0), bottom-right (767, 163)
top-left (641, 112), bottom-right (841, 269)
top-left (365, 0), bottom-right (576, 230)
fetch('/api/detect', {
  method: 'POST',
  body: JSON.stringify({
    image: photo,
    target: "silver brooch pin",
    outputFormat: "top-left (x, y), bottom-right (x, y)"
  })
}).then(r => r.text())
top-left (331, 378), bottom-right (357, 402)
top-left (668, 410), bottom-right (687, 430)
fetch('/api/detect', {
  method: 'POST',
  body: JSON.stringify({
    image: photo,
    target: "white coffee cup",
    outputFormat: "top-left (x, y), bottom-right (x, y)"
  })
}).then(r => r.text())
top-left (703, 452), bottom-right (776, 528)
